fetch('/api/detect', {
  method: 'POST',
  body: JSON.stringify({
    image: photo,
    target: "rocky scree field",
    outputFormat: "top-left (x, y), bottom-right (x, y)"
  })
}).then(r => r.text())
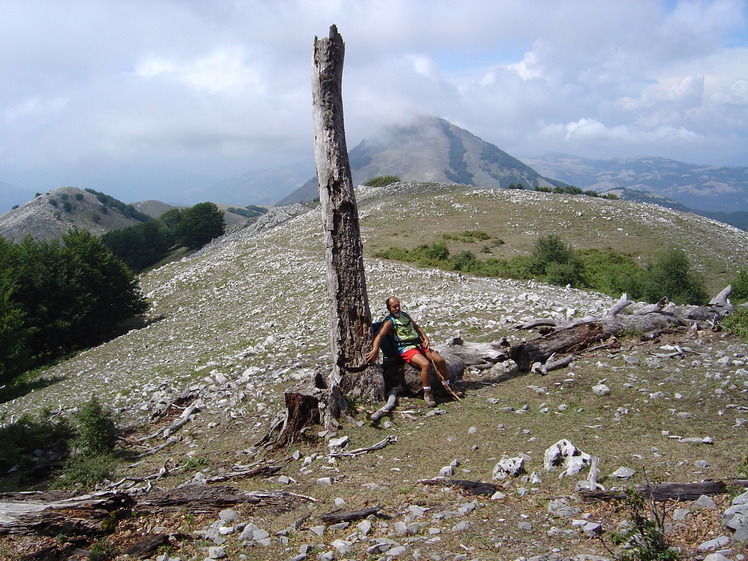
top-left (1, 182), bottom-right (747, 560)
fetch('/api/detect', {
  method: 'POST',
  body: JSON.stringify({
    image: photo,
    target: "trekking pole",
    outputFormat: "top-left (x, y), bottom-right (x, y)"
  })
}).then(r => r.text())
top-left (426, 349), bottom-right (461, 401)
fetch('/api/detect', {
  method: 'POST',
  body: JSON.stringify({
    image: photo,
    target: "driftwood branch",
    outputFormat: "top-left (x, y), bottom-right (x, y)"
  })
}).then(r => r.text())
top-left (330, 435), bottom-right (398, 458)
top-left (138, 403), bottom-right (201, 442)
top-left (130, 436), bottom-right (179, 459)
top-left (370, 387), bottom-right (402, 422)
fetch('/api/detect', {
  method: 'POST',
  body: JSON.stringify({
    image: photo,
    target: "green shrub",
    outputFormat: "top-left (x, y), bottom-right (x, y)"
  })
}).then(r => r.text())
top-left (722, 307), bottom-right (748, 340)
top-left (637, 248), bottom-right (708, 305)
top-left (609, 489), bottom-right (680, 561)
top-left (731, 269), bottom-right (748, 302)
top-left (451, 250), bottom-right (480, 272)
top-left (364, 175), bottom-right (400, 187)
top-left (0, 412), bottom-right (73, 486)
top-left (58, 452), bottom-right (116, 490)
top-left (75, 397), bottom-right (117, 454)
top-left (578, 248), bottom-right (641, 296)
top-left (527, 235), bottom-right (583, 286)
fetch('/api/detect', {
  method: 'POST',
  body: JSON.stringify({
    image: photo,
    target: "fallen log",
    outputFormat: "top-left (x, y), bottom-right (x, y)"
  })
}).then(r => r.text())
top-left (418, 477), bottom-right (499, 496)
top-left (319, 506), bottom-right (382, 524)
top-left (512, 322), bottom-right (606, 372)
top-left (0, 485), bottom-right (316, 536)
top-left (512, 287), bottom-right (734, 372)
top-left (579, 479), bottom-right (748, 502)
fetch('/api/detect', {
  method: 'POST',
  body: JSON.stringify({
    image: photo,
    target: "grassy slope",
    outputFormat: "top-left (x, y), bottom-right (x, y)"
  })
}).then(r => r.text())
top-left (1, 183), bottom-right (747, 560)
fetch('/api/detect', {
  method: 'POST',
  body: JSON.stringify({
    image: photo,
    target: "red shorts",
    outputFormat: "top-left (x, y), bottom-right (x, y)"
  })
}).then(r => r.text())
top-left (401, 347), bottom-right (427, 363)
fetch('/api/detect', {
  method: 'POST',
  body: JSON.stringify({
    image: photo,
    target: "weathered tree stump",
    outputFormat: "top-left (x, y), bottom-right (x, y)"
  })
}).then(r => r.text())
top-left (312, 24), bottom-right (384, 403)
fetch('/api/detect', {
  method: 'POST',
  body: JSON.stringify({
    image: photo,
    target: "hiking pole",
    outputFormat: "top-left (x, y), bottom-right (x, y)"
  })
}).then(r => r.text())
top-left (426, 348), bottom-right (461, 401)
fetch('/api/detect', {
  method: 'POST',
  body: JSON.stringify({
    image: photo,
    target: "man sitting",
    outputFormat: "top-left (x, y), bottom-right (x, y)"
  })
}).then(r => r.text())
top-left (365, 296), bottom-right (461, 406)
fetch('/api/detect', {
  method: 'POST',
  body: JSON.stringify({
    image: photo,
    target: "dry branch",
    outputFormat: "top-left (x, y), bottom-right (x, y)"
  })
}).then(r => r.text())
top-left (370, 387), bottom-right (402, 422)
top-left (511, 287), bottom-right (734, 371)
top-left (419, 478), bottom-right (499, 496)
top-left (319, 506), bottom-right (382, 524)
top-left (330, 435), bottom-right (398, 457)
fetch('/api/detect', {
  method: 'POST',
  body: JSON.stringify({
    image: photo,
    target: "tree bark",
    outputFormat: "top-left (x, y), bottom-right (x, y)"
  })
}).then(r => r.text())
top-left (312, 24), bottom-right (383, 402)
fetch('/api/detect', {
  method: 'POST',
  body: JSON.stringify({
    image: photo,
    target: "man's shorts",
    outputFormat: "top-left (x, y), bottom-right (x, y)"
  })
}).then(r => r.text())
top-left (400, 347), bottom-right (427, 364)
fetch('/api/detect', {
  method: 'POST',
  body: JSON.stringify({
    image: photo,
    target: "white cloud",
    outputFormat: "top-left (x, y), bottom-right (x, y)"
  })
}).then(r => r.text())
top-left (0, 0), bottom-right (746, 202)
top-left (136, 47), bottom-right (266, 95)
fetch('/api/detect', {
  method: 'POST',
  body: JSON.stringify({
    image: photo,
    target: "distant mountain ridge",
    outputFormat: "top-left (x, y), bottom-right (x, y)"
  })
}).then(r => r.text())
top-left (0, 187), bottom-right (153, 243)
top-left (0, 188), bottom-right (258, 243)
top-left (521, 153), bottom-right (748, 213)
top-left (277, 116), bottom-right (561, 204)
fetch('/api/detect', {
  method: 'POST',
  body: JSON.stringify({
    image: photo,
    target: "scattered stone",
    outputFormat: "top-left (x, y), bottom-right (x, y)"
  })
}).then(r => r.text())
top-left (408, 505), bottom-right (428, 518)
top-left (697, 535), bottom-right (731, 551)
top-left (548, 498), bottom-right (582, 518)
top-left (309, 525), bottom-right (325, 536)
top-left (218, 509), bottom-right (239, 523)
top-left (316, 477), bottom-right (333, 486)
top-left (581, 522), bottom-right (603, 536)
top-left (357, 519), bottom-right (372, 535)
top-left (695, 495), bottom-right (719, 509)
top-left (207, 546), bottom-right (226, 559)
top-left (451, 520), bottom-right (471, 532)
top-left (493, 456), bottom-right (525, 479)
top-left (328, 435), bottom-right (349, 450)
top-left (518, 521), bottom-right (533, 531)
top-left (330, 538), bottom-right (352, 554)
top-left (609, 466), bottom-right (636, 479)
top-left (695, 460), bottom-right (711, 469)
top-left (592, 383), bottom-right (611, 396)
top-left (384, 545), bottom-right (407, 557)
top-left (544, 439), bottom-right (592, 477)
top-left (702, 554), bottom-right (732, 561)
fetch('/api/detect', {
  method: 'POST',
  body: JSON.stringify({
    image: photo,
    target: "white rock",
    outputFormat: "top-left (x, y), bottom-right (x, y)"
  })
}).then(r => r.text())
top-left (610, 466), bottom-right (636, 479)
top-left (592, 383), bottom-right (610, 396)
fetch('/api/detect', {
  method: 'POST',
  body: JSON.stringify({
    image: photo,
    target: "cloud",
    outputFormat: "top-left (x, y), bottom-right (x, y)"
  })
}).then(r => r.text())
top-left (0, 0), bottom-right (746, 203)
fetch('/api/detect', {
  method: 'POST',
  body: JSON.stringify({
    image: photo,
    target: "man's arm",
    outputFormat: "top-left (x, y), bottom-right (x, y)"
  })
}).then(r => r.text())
top-left (365, 320), bottom-right (392, 362)
top-left (413, 320), bottom-right (430, 349)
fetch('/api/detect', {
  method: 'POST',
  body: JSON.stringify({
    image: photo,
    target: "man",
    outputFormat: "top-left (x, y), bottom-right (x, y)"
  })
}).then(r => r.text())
top-left (365, 296), bottom-right (461, 407)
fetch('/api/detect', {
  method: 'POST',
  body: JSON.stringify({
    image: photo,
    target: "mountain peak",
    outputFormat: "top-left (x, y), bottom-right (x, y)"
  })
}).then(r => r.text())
top-left (278, 116), bottom-right (558, 204)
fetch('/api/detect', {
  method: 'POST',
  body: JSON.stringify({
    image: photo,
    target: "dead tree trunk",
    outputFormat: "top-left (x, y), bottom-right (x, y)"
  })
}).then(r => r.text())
top-left (312, 24), bottom-right (384, 402)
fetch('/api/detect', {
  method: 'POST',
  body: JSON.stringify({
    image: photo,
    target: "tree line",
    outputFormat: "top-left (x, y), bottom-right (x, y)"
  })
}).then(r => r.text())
top-left (101, 202), bottom-right (225, 273)
top-left (0, 230), bottom-right (149, 383)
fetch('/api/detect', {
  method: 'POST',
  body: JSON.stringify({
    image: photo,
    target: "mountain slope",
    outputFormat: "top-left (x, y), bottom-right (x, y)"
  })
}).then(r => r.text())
top-left (522, 152), bottom-right (748, 213)
top-left (3, 182), bottom-right (746, 424)
top-left (2, 183), bottom-right (747, 559)
top-left (277, 116), bottom-right (559, 204)
top-left (0, 186), bottom-right (150, 242)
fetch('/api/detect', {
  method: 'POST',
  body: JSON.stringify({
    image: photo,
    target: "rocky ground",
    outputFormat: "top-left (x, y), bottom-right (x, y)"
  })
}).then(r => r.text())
top-left (0, 184), bottom-right (747, 560)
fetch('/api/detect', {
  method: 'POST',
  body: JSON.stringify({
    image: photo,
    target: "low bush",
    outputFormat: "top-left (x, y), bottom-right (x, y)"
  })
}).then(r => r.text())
top-left (722, 307), bottom-right (748, 340)
top-left (364, 175), bottom-right (400, 187)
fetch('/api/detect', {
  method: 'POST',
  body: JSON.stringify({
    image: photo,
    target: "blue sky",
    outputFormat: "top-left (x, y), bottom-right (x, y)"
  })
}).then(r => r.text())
top-left (1, 0), bottom-right (747, 206)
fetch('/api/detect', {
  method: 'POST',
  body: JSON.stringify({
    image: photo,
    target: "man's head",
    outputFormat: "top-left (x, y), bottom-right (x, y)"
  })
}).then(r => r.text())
top-left (385, 296), bottom-right (401, 317)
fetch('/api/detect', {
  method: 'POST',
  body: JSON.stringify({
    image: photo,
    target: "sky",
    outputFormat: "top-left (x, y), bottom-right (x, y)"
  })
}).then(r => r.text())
top-left (1, 0), bottom-right (747, 206)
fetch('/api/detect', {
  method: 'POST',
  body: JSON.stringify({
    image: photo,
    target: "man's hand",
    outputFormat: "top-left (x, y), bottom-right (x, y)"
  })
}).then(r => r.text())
top-left (365, 349), bottom-right (377, 363)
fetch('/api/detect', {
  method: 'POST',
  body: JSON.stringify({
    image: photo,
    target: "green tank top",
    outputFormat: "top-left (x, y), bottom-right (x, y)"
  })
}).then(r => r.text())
top-left (388, 311), bottom-right (421, 352)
